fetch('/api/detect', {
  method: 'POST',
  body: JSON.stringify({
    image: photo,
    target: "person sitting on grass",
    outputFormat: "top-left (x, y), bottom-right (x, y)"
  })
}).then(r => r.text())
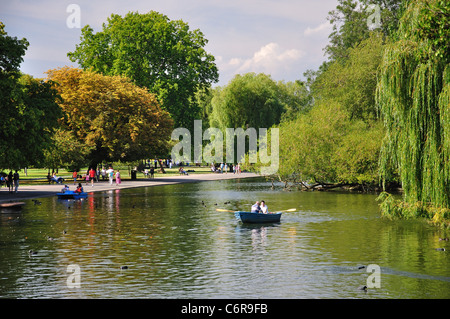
top-left (52, 172), bottom-right (64, 184)
top-left (179, 167), bottom-right (188, 175)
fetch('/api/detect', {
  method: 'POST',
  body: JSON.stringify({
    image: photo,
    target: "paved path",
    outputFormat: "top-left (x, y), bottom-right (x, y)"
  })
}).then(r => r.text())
top-left (0, 172), bottom-right (260, 203)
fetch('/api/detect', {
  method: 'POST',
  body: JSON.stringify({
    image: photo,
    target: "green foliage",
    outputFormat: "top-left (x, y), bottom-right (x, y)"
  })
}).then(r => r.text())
top-left (269, 2), bottom-right (396, 189)
top-left (15, 75), bottom-right (63, 167)
top-left (314, 32), bottom-right (386, 121)
top-left (43, 129), bottom-right (92, 171)
top-left (277, 79), bottom-right (313, 121)
top-left (47, 67), bottom-right (174, 166)
top-left (376, 192), bottom-right (450, 227)
top-left (207, 73), bottom-right (310, 131)
top-left (326, 0), bottom-right (404, 61)
top-left (377, 0), bottom-right (450, 225)
top-left (208, 73), bottom-right (284, 131)
top-left (276, 101), bottom-right (384, 186)
top-left (416, 0), bottom-right (450, 61)
top-left (0, 22), bottom-right (62, 169)
top-left (334, 120), bottom-right (385, 184)
top-left (68, 11), bottom-right (218, 130)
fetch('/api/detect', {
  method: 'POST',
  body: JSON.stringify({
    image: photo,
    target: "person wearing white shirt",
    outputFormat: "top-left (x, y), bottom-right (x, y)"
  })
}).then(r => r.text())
top-left (260, 201), bottom-right (269, 214)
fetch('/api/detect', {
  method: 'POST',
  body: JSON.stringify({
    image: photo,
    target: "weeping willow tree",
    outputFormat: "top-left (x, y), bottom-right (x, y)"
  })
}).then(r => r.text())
top-left (377, 0), bottom-right (450, 226)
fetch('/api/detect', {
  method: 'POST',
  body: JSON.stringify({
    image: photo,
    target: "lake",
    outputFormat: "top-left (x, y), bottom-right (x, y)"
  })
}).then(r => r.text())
top-left (0, 177), bottom-right (449, 298)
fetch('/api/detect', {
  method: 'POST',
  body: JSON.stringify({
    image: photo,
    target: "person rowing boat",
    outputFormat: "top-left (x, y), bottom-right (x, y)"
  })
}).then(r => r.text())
top-left (251, 201), bottom-right (262, 213)
top-left (251, 200), bottom-right (270, 214)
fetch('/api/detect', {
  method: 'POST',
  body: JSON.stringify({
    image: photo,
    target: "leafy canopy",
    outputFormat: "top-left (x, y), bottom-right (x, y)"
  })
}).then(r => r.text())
top-left (313, 32), bottom-right (386, 121)
top-left (377, 0), bottom-right (450, 222)
top-left (208, 73), bottom-right (285, 132)
top-left (0, 22), bottom-right (62, 170)
top-left (47, 67), bottom-right (174, 166)
top-left (276, 101), bottom-right (384, 186)
top-left (68, 11), bottom-right (219, 130)
top-left (326, 0), bottom-right (403, 62)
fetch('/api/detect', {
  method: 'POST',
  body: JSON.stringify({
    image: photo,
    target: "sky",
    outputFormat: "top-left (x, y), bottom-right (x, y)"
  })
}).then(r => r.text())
top-left (0, 0), bottom-right (339, 86)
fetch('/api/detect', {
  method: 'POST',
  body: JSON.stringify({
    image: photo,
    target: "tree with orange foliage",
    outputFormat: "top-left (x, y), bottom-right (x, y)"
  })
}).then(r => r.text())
top-left (47, 66), bottom-right (173, 167)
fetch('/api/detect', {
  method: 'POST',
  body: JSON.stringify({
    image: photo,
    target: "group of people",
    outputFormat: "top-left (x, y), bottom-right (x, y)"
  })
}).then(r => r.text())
top-left (0, 170), bottom-right (20, 193)
top-left (210, 163), bottom-right (241, 174)
top-left (143, 167), bottom-right (155, 178)
top-left (60, 183), bottom-right (85, 193)
top-left (251, 200), bottom-right (270, 214)
top-left (72, 167), bottom-right (121, 187)
top-left (144, 159), bottom-right (173, 169)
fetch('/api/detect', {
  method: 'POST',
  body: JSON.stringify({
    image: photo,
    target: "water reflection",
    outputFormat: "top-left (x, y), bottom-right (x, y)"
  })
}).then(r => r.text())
top-left (0, 178), bottom-right (449, 298)
top-left (251, 226), bottom-right (268, 249)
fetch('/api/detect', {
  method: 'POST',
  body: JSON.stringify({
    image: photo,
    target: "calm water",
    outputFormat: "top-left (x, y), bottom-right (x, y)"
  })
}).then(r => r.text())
top-left (0, 177), bottom-right (449, 299)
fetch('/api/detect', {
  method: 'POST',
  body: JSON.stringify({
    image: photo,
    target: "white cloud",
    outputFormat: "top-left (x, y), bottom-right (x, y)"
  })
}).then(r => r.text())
top-left (229, 58), bottom-right (242, 66)
top-left (233, 42), bottom-right (304, 74)
top-left (304, 21), bottom-right (332, 37)
top-left (215, 43), bottom-right (306, 85)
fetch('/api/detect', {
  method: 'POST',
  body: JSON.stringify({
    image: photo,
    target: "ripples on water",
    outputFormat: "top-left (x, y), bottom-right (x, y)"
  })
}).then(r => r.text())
top-left (0, 177), bottom-right (449, 298)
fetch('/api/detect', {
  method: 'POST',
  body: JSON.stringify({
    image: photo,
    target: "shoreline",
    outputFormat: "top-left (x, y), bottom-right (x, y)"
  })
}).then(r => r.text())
top-left (0, 172), bottom-right (260, 203)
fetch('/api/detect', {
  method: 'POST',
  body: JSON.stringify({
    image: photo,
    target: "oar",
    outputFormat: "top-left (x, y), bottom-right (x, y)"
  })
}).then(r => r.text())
top-left (277, 208), bottom-right (296, 213)
top-left (216, 208), bottom-right (296, 213)
top-left (216, 208), bottom-right (236, 213)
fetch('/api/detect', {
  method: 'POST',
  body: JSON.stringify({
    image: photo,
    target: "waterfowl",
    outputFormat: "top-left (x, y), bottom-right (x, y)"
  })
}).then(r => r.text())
top-left (358, 285), bottom-right (367, 291)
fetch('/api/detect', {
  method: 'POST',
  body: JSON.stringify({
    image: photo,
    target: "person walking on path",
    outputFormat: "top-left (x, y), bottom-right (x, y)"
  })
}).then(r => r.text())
top-left (115, 170), bottom-right (121, 186)
top-left (106, 167), bottom-right (114, 185)
top-left (13, 170), bottom-right (19, 194)
top-left (72, 171), bottom-right (78, 185)
top-left (89, 168), bottom-right (96, 187)
top-left (150, 167), bottom-right (154, 178)
top-left (6, 171), bottom-right (12, 193)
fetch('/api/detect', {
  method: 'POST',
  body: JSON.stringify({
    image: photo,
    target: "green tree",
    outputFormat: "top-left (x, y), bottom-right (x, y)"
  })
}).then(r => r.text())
top-left (275, 101), bottom-right (383, 189)
top-left (47, 67), bottom-right (173, 167)
top-left (270, 100), bottom-right (384, 188)
top-left (326, 0), bottom-right (403, 61)
top-left (313, 32), bottom-right (386, 121)
top-left (208, 73), bottom-right (286, 131)
top-left (15, 74), bottom-right (63, 168)
top-left (377, 0), bottom-right (450, 226)
top-left (43, 128), bottom-right (92, 172)
top-left (277, 79), bottom-right (313, 121)
top-left (68, 11), bottom-right (218, 130)
top-left (0, 22), bottom-right (62, 169)
top-left (416, 0), bottom-right (450, 60)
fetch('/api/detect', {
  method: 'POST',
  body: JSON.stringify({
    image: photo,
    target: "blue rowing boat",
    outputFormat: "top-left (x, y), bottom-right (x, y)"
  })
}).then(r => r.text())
top-left (56, 190), bottom-right (88, 199)
top-left (234, 211), bottom-right (282, 223)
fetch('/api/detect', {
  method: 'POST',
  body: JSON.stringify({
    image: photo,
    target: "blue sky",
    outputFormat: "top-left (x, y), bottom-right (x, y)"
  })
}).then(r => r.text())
top-left (0, 0), bottom-right (338, 86)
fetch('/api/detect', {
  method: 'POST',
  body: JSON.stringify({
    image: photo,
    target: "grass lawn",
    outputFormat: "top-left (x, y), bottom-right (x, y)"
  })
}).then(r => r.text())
top-left (3, 165), bottom-right (214, 185)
